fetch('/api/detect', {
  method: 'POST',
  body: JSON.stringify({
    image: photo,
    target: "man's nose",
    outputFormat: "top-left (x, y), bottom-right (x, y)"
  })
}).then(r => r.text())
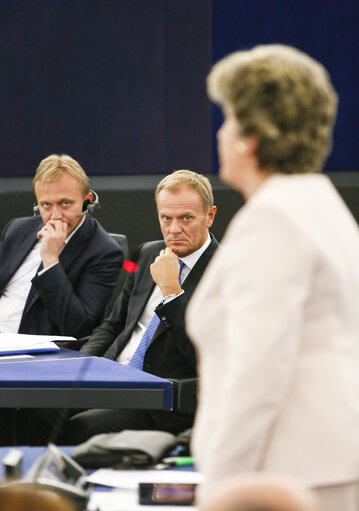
top-left (169, 219), bottom-right (181, 233)
top-left (50, 205), bottom-right (62, 219)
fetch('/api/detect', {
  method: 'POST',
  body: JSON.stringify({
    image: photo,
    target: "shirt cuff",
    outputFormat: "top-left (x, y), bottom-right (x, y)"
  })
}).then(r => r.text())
top-left (37, 262), bottom-right (59, 276)
top-left (161, 290), bottom-right (185, 305)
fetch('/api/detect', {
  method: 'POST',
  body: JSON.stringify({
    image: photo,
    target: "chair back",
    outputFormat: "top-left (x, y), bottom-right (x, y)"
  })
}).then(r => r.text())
top-left (106, 233), bottom-right (129, 316)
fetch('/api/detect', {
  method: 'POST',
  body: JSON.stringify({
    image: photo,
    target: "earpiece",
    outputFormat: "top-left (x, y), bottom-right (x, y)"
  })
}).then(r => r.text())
top-left (82, 190), bottom-right (100, 215)
top-left (78, 190), bottom-right (100, 217)
top-left (82, 199), bottom-right (91, 213)
top-left (33, 203), bottom-right (39, 216)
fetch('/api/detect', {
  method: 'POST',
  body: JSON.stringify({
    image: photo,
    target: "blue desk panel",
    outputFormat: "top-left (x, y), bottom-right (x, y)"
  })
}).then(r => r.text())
top-left (0, 352), bottom-right (173, 411)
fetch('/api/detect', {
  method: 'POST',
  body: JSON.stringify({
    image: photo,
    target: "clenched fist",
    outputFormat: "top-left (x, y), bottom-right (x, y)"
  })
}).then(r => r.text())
top-left (150, 247), bottom-right (182, 297)
top-left (37, 220), bottom-right (68, 268)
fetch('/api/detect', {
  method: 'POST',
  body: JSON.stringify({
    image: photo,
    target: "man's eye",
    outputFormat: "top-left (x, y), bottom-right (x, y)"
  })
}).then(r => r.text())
top-left (62, 201), bottom-right (70, 207)
top-left (183, 215), bottom-right (191, 221)
top-left (162, 216), bottom-right (170, 222)
top-left (42, 203), bottom-right (50, 209)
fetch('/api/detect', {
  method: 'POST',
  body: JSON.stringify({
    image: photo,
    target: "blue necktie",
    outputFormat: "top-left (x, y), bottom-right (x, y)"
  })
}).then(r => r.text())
top-left (128, 259), bottom-right (185, 370)
top-left (18, 261), bottom-right (44, 333)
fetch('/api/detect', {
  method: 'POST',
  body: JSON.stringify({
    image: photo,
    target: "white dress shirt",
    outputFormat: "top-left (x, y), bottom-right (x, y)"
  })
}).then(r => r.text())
top-left (0, 216), bottom-right (86, 333)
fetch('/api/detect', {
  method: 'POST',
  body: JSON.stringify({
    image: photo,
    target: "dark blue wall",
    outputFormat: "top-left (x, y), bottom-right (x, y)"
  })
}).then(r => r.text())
top-left (212, 0), bottom-right (359, 172)
top-left (0, 0), bottom-right (358, 177)
top-left (0, 0), bottom-right (212, 176)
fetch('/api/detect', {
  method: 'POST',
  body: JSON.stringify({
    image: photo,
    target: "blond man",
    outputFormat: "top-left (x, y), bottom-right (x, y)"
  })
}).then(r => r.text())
top-left (0, 154), bottom-right (123, 337)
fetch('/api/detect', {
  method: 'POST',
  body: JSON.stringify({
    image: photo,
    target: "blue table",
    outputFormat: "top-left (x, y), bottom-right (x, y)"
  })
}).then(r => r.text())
top-left (0, 349), bottom-right (173, 411)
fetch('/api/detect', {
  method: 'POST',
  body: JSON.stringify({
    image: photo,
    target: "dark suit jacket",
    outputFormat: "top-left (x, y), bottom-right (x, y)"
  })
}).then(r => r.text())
top-left (81, 235), bottom-right (218, 382)
top-left (0, 215), bottom-right (124, 338)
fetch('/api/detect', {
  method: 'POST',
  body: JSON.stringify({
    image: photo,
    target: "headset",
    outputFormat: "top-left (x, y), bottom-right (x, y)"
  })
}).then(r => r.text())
top-left (79, 190), bottom-right (100, 217)
top-left (33, 189), bottom-right (100, 217)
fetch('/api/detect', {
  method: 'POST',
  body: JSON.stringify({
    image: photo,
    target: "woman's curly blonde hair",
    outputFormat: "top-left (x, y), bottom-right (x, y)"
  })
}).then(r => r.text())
top-left (208, 44), bottom-right (338, 174)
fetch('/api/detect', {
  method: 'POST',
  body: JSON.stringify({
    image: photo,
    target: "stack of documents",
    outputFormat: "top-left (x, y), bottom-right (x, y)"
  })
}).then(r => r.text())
top-left (0, 333), bottom-right (76, 356)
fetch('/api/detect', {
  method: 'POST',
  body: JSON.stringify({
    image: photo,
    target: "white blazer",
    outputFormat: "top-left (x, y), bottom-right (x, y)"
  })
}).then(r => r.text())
top-left (187, 174), bottom-right (359, 498)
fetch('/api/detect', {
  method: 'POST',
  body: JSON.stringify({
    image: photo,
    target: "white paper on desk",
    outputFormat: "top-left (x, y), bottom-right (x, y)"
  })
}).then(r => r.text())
top-left (0, 354), bottom-right (33, 360)
top-left (0, 333), bottom-right (76, 353)
top-left (89, 489), bottom-right (197, 511)
top-left (87, 469), bottom-right (204, 490)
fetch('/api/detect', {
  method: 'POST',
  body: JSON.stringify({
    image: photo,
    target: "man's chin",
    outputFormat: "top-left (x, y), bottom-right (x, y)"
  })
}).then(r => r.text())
top-left (167, 241), bottom-right (188, 256)
top-left (65, 225), bottom-right (78, 237)
top-left (170, 247), bottom-right (194, 258)
top-left (68, 216), bottom-right (84, 235)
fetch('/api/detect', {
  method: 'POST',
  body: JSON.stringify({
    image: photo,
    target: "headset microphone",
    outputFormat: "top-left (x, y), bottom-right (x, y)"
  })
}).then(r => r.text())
top-left (33, 204), bottom-right (39, 216)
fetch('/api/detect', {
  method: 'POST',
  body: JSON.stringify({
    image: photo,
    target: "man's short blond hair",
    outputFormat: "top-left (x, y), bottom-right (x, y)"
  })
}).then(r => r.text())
top-left (32, 154), bottom-right (90, 196)
top-left (207, 44), bottom-right (338, 174)
top-left (155, 170), bottom-right (214, 212)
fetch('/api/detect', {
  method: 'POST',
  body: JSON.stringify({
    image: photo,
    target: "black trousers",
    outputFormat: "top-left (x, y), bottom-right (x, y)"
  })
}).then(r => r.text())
top-left (15, 407), bottom-right (194, 446)
top-left (0, 409), bottom-right (17, 445)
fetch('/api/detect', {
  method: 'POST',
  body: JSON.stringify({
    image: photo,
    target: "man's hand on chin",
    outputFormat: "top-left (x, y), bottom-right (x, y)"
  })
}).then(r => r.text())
top-left (37, 220), bottom-right (68, 268)
top-left (150, 247), bottom-right (182, 297)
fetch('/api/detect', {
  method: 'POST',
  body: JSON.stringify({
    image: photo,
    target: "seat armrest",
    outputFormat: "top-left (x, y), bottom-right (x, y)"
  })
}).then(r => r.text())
top-left (170, 377), bottom-right (198, 415)
top-left (55, 336), bottom-right (89, 351)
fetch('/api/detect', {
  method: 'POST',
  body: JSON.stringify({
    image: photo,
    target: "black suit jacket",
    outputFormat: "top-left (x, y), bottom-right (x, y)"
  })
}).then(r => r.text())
top-left (0, 215), bottom-right (123, 338)
top-left (82, 235), bottom-right (218, 381)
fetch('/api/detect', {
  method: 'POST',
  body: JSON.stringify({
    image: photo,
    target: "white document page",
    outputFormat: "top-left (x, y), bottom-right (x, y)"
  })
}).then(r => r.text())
top-left (87, 468), bottom-right (203, 490)
top-left (0, 333), bottom-right (76, 355)
top-left (0, 354), bottom-right (33, 360)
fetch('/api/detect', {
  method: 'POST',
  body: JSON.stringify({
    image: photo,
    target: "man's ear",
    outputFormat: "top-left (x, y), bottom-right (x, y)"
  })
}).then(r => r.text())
top-left (207, 205), bottom-right (217, 228)
top-left (85, 191), bottom-right (93, 203)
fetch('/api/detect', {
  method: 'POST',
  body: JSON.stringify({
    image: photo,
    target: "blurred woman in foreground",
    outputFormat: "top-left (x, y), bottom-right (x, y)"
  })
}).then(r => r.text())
top-left (187, 44), bottom-right (359, 511)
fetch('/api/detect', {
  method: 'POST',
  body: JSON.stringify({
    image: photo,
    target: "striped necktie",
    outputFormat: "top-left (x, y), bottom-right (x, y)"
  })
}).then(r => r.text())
top-left (128, 259), bottom-right (185, 370)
